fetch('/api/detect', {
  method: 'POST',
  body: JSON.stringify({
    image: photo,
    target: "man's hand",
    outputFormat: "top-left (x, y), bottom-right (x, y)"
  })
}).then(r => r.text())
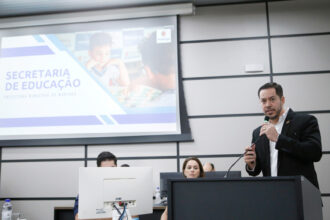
top-left (260, 123), bottom-right (279, 142)
top-left (244, 144), bottom-right (256, 170)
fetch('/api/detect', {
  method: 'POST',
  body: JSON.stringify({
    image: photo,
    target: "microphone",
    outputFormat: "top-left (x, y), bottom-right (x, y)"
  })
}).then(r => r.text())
top-left (264, 116), bottom-right (270, 122)
top-left (249, 115), bottom-right (269, 145)
top-left (223, 116), bottom-right (269, 178)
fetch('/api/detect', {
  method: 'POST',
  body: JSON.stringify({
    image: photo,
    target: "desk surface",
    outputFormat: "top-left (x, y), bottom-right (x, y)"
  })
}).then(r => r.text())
top-left (54, 206), bottom-right (166, 220)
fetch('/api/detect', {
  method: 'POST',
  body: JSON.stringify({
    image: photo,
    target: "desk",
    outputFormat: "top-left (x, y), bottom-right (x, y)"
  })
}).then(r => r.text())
top-left (54, 206), bottom-right (166, 220)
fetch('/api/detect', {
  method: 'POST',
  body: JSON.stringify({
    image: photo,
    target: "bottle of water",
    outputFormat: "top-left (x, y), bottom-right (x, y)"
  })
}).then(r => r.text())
top-left (154, 187), bottom-right (161, 204)
top-left (2, 199), bottom-right (13, 220)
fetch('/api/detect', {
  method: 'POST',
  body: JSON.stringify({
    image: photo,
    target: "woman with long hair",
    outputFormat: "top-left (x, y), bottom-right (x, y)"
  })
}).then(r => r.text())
top-left (160, 157), bottom-right (204, 220)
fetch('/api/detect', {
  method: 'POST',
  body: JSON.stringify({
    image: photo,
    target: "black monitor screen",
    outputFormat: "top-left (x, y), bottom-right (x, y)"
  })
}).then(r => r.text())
top-left (160, 171), bottom-right (241, 198)
top-left (160, 172), bottom-right (185, 198)
top-left (204, 171), bottom-right (241, 178)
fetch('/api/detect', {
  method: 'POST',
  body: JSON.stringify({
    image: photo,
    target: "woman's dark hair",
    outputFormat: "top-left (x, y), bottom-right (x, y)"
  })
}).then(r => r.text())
top-left (96, 151), bottom-right (117, 167)
top-left (182, 157), bottom-right (205, 178)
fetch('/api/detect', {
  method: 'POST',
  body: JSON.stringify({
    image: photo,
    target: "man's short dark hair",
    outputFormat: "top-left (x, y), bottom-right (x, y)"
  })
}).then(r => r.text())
top-left (258, 82), bottom-right (283, 98)
top-left (120, 164), bottom-right (130, 167)
top-left (96, 151), bottom-right (117, 167)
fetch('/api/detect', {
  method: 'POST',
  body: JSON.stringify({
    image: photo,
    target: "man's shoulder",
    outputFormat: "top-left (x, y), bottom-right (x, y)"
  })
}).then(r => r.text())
top-left (288, 110), bottom-right (318, 127)
top-left (290, 110), bottom-right (316, 121)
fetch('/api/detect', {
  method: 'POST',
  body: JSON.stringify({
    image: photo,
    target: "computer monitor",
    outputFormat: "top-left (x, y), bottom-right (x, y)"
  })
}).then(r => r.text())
top-left (78, 167), bottom-right (153, 219)
top-left (204, 170), bottom-right (241, 178)
top-left (160, 171), bottom-right (241, 198)
top-left (160, 172), bottom-right (185, 198)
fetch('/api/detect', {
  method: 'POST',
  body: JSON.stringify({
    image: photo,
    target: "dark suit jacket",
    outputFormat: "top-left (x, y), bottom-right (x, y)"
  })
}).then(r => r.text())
top-left (246, 109), bottom-right (322, 188)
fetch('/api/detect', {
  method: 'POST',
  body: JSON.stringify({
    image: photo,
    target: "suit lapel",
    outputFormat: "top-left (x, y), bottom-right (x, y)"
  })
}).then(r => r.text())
top-left (256, 126), bottom-right (271, 175)
top-left (280, 109), bottom-right (294, 137)
top-left (277, 108), bottom-right (294, 175)
top-left (262, 135), bottom-right (271, 175)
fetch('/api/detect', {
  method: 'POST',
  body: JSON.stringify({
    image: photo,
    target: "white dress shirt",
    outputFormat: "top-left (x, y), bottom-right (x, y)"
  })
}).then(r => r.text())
top-left (270, 108), bottom-right (289, 176)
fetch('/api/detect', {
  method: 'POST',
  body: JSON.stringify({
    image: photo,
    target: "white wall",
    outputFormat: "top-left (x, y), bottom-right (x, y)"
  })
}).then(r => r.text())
top-left (1, 1), bottom-right (330, 219)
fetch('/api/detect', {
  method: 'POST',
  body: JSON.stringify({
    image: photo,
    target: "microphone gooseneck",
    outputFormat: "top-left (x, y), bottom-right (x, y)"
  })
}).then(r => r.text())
top-left (223, 116), bottom-right (269, 178)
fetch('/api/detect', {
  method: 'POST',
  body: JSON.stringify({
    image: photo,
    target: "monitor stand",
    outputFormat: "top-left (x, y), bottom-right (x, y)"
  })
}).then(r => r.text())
top-left (112, 207), bottom-right (132, 220)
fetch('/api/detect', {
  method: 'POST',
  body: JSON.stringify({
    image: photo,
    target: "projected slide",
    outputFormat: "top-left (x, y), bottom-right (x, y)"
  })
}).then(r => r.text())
top-left (0, 16), bottom-right (180, 141)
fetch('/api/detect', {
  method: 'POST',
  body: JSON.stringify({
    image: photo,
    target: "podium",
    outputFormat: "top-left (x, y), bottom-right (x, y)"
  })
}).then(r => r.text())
top-left (167, 176), bottom-right (323, 220)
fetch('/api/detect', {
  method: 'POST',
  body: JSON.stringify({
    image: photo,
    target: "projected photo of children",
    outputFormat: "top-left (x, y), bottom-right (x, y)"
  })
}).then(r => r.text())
top-left (127, 29), bottom-right (177, 108)
top-left (137, 30), bottom-right (176, 91)
top-left (79, 28), bottom-right (177, 108)
top-left (86, 32), bottom-right (130, 88)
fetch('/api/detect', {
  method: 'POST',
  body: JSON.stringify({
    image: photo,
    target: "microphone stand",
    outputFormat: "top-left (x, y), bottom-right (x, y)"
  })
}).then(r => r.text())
top-left (223, 152), bottom-right (245, 178)
top-left (224, 116), bottom-right (269, 178)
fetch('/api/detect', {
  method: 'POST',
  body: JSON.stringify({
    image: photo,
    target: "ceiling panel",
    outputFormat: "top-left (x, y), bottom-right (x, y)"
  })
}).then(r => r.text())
top-left (0, 0), bottom-right (273, 18)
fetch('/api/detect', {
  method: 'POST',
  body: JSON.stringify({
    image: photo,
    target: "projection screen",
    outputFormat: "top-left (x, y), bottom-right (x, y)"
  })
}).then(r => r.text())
top-left (0, 16), bottom-right (191, 146)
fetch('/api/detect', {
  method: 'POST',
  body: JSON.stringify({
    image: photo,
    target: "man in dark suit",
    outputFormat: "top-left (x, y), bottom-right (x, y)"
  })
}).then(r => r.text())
top-left (244, 82), bottom-right (322, 188)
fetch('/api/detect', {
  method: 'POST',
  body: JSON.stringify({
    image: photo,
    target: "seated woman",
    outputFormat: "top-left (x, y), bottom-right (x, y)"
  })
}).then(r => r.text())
top-left (160, 157), bottom-right (205, 220)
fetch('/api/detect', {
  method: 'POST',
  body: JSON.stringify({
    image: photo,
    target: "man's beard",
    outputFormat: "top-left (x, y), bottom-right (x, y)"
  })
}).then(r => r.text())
top-left (268, 106), bottom-right (282, 120)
